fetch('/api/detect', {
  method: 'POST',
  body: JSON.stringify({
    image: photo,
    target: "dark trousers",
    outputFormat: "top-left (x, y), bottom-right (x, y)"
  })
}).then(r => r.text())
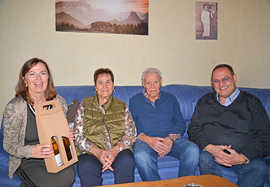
top-left (78, 149), bottom-right (135, 187)
top-left (15, 159), bottom-right (74, 187)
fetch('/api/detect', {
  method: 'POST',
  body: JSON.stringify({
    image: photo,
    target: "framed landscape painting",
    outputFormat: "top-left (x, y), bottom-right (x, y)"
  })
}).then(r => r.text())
top-left (56, 0), bottom-right (149, 35)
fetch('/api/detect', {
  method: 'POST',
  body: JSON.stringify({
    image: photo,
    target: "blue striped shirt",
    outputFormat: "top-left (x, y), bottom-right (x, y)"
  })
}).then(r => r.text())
top-left (216, 88), bottom-right (240, 106)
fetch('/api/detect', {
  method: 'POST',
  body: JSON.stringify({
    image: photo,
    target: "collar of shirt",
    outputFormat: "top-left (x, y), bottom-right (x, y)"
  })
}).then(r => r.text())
top-left (143, 90), bottom-right (161, 107)
top-left (216, 88), bottom-right (240, 106)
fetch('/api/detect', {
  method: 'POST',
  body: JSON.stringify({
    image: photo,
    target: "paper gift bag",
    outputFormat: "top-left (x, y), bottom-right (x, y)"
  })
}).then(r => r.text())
top-left (35, 100), bottom-right (78, 173)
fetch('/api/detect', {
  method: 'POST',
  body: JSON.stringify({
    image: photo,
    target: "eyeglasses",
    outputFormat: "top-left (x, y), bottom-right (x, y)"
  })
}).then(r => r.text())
top-left (27, 71), bottom-right (48, 79)
top-left (212, 77), bottom-right (232, 85)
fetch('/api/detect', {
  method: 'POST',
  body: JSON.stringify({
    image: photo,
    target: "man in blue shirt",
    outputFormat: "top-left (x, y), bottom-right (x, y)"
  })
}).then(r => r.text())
top-left (129, 68), bottom-right (199, 181)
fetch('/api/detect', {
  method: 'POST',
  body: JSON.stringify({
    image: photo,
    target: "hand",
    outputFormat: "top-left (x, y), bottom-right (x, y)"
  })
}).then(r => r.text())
top-left (101, 150), bottom-right (114, 173)
top-left (221, 147), bottom-right (246, 166)
top-left (148, 137), bottom-right (171, 157)
top-left (108, 145), bottom-right (120, 163)
top-left (137, 133), bottom-right (172, 157)
top-left (31, 144), bottom-right (54, 158)
top-left (205, 144), bottom-right (232, 166)
top-left (92, 147), bottom-right (114, 173)
top-left (102, 145), bottom-right (124, 172)
top-left (205, 145), bottom-right (243, 167)
top-left (158, 137), bottom-right (173, 157)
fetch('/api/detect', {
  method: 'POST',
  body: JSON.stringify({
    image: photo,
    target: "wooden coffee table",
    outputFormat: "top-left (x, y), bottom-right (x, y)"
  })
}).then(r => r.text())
top-left (99, 175), bottom-right (238, 187)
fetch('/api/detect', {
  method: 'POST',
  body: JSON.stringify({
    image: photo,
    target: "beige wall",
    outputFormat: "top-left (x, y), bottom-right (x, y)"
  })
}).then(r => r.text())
top-left (0, 0), bottom-right (270, 115)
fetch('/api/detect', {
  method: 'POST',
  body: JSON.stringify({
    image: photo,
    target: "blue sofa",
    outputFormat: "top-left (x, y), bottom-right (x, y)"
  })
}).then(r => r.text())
top-left (1, 84), bottom-right (270, 186)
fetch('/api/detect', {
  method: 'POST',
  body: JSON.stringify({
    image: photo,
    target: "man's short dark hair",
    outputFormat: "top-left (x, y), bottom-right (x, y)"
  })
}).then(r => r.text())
top-left (211, 64), bottom-right (235, 80)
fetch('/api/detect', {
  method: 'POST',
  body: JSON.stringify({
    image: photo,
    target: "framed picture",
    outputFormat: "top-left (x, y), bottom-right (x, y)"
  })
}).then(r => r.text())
top-left (195, 1), bottom-right (218, 40)
top-left (55, 0), bottom-right (149, 35)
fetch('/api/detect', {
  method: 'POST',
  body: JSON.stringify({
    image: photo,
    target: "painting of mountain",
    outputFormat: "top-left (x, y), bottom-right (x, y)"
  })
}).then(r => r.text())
top-left (55, 0), bottom-right (149, 35)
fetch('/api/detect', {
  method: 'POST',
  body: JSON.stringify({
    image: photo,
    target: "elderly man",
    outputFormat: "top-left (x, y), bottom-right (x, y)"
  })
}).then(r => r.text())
top-left (188, 64), bottom-right (270, 187)
top-left (129, 67), bottom-right (199, 181)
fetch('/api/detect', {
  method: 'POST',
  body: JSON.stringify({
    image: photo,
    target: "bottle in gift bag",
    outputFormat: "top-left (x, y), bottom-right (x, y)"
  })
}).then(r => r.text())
top-left (51, 136), bottom-right (63, 166)
top-left (62, 136), bottom-right (73, 161)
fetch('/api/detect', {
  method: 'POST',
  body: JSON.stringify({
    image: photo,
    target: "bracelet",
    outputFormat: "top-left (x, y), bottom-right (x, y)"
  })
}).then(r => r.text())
top-left (119, 145), bottom-right (123, 152)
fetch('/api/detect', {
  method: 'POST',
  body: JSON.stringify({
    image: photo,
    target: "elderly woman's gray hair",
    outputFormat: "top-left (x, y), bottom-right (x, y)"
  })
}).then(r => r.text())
top-left (141, 68), bottom-right (162, 81)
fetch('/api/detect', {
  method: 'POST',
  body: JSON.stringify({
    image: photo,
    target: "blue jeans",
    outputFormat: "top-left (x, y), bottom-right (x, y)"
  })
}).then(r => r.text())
top-left (134, 137), bottom-right (200, 181)
top-left (200, 150), bottom-right (268, 187)
top-left (77, 149), bottom-right (135, 187)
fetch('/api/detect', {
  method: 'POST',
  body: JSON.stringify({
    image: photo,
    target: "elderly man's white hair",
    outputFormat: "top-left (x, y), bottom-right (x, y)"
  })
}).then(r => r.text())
top-left (141, 67), bottom-right (162, 81)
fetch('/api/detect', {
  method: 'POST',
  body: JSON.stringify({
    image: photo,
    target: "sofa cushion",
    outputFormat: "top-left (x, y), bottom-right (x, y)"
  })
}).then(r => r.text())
top-left (0, 118), bottom-right (21, 186)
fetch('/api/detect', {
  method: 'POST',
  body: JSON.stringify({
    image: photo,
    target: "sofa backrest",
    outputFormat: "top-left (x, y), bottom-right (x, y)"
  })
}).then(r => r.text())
top-left (1, 84), bottom-right (270, 155)
top-left (2, 84), bottom-right (269, 138)
top-left (55, 84), bottom-right (270, 136)
top-left (240, 87), bottom-right (270, 117)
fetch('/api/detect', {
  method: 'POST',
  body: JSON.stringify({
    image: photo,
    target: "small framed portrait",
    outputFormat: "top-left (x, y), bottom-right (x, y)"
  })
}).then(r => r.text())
top-left (195, 1), bottom-right (218, 40)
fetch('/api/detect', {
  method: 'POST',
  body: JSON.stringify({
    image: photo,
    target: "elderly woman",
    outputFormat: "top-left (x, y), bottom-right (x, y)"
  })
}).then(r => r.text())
top-left (3, 58), bottom-right (74, 187)
top-left (74, 68), bottom-right (136, 187)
